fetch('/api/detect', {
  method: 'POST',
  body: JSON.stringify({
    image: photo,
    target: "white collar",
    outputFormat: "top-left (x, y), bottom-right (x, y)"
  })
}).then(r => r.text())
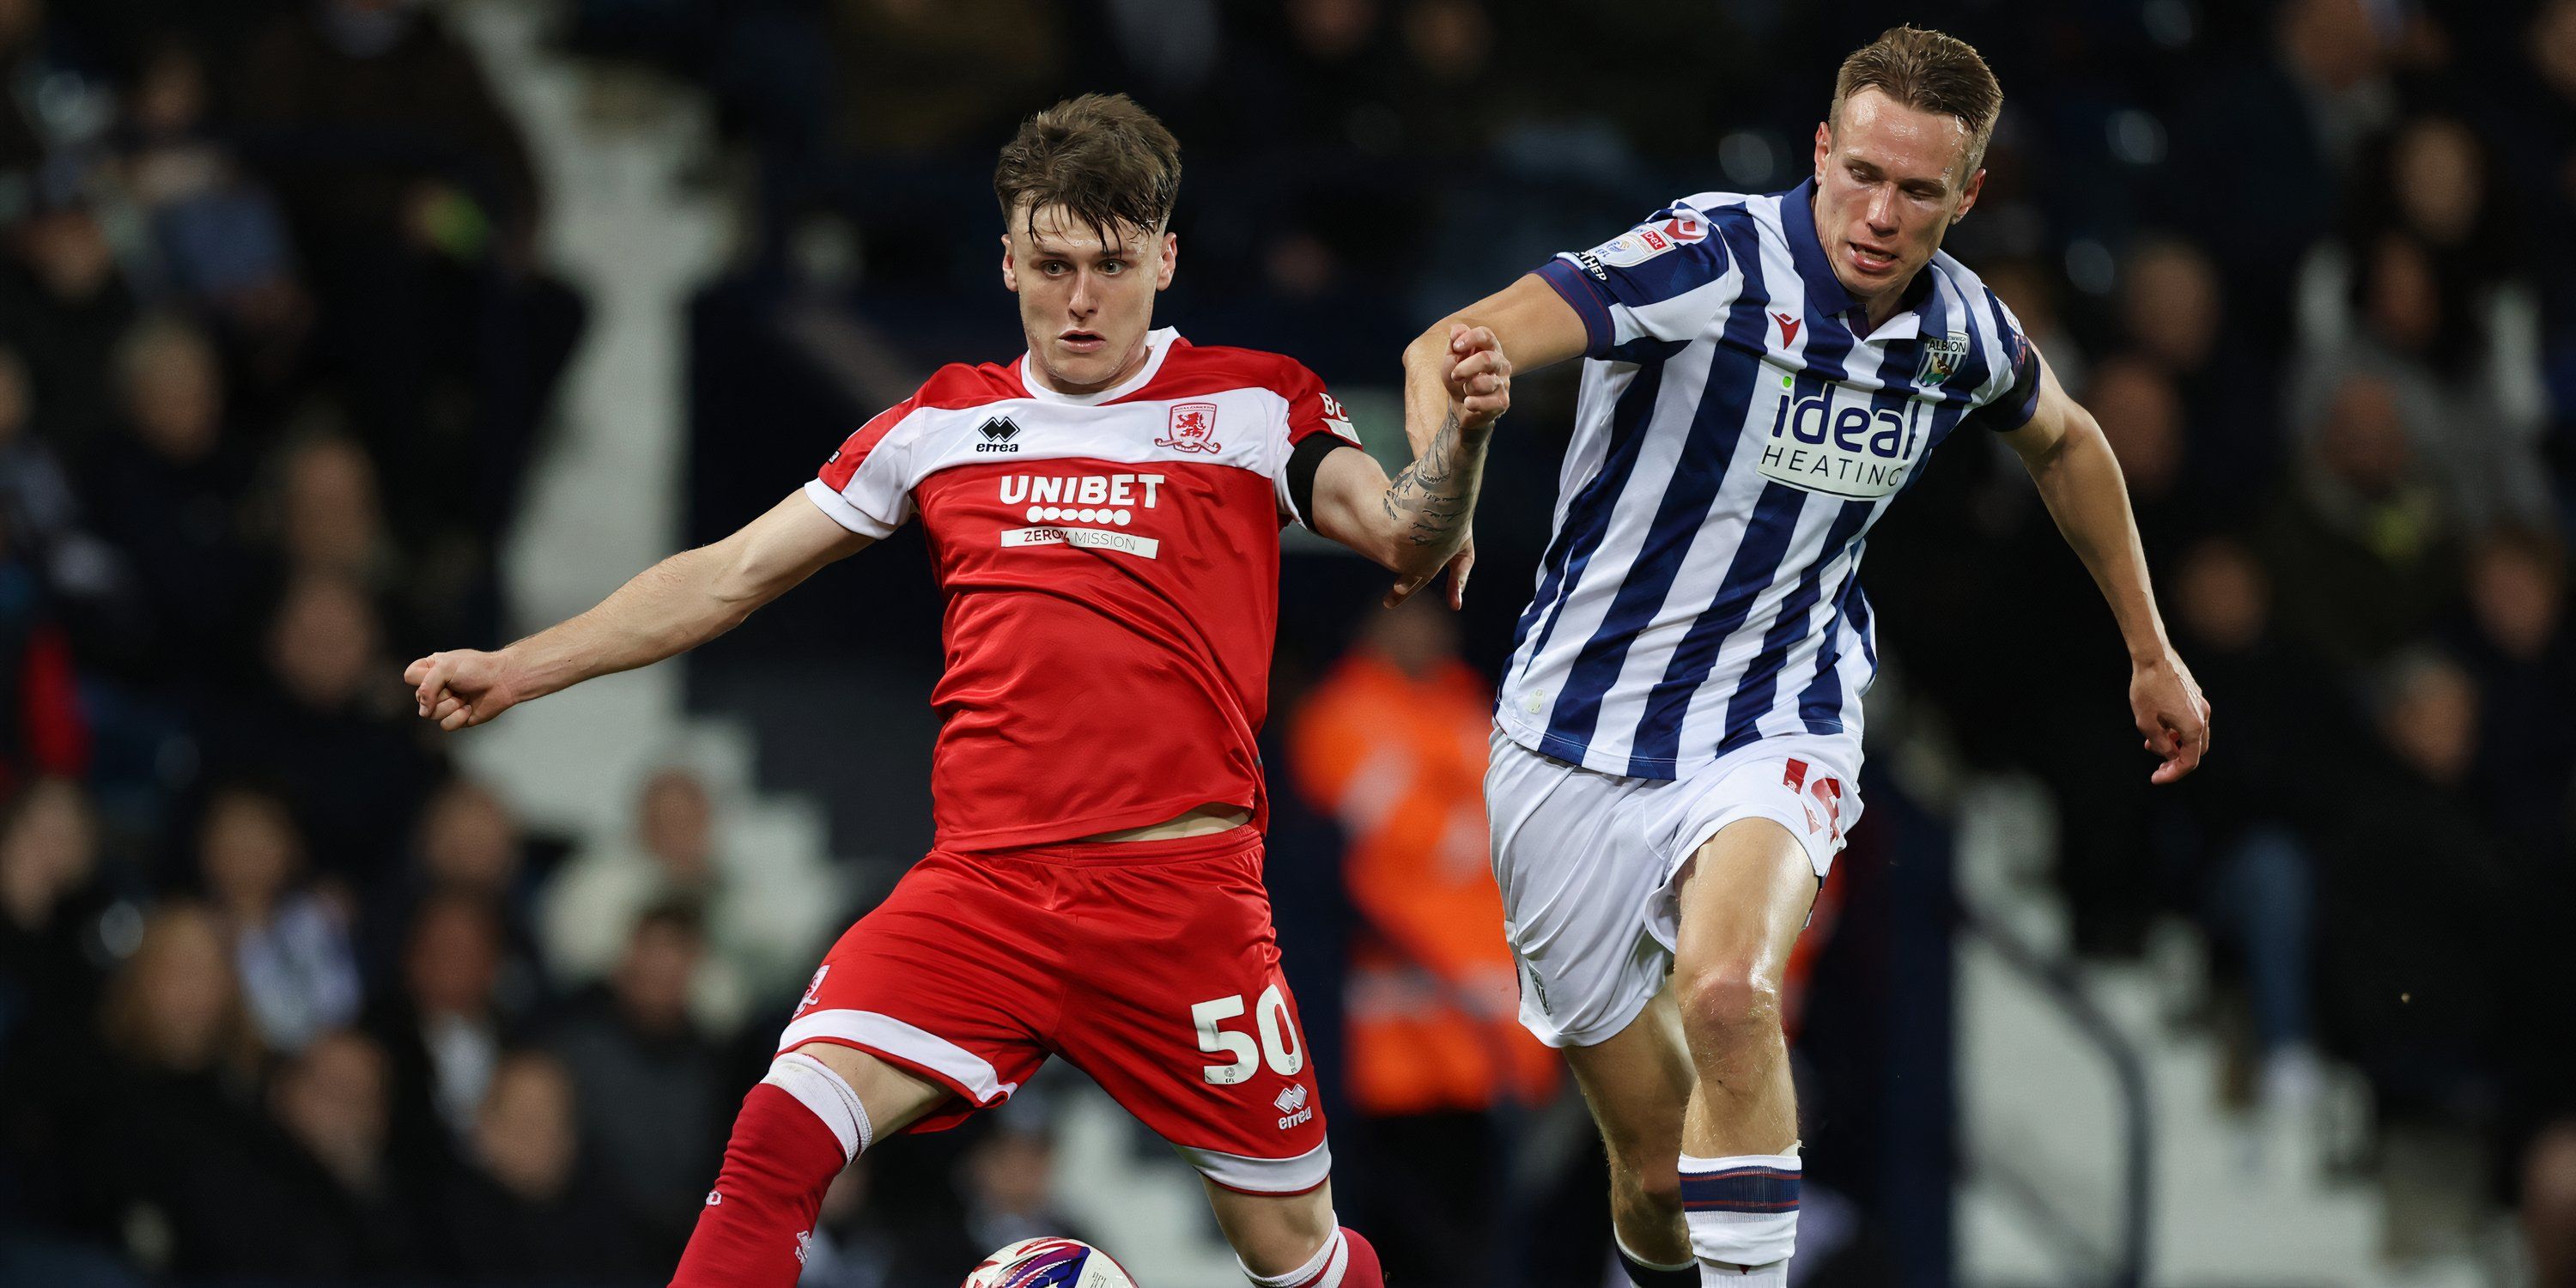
top-left (1018, 327), bottom-right (1180, 405)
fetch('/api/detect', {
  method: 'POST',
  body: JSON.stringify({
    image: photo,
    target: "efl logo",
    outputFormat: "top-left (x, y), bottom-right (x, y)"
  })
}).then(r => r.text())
top-left (1158, 402), bottom-right (1221, 453)
top-left (1586, 210), bottom-right (1708, 269)
top-left (796, 964), bottom-right (830, 1015)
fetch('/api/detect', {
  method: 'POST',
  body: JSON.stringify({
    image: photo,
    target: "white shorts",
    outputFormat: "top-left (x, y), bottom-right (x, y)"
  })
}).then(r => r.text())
top-left (1485, 726), bottom-right (1862, 1048)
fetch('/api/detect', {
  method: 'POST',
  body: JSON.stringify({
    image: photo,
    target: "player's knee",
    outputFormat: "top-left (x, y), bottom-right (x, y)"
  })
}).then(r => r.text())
top-left (1609, 1143), bottom-right (1683, 1216)
top-left (1674, 957), bottom-right (1783, 1046)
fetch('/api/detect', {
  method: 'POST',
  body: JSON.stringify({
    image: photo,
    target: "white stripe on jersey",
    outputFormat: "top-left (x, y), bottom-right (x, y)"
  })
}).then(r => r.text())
top-left (1499, 183), bottom-right (2036, 781)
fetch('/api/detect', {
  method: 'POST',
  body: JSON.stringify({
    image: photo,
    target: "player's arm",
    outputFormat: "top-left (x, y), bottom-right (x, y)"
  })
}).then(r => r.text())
top-left (1382, 276), bottom-right (1593, 606)
top-left (1304, 327), bottom-right (1511, 599)
top-left (1996, 351), bottom-right (2212, 783)
top-left (404, 493), bottom-right (870, 730)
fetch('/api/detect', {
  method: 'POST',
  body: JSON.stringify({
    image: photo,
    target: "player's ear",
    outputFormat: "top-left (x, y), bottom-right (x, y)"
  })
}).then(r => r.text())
top-left (1000, 234), bottom-right (1020, 293)
top-left (1813, 120), bottom-right (1832, 179)
top-left (1154, 231), bottom-right (1177, 291)
top-left (1953, 167), bottom-right (1987, 224)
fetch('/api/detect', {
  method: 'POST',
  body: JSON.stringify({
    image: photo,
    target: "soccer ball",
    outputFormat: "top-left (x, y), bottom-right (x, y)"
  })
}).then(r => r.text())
top-left (961, 1236), bottom-right (1138, 1288)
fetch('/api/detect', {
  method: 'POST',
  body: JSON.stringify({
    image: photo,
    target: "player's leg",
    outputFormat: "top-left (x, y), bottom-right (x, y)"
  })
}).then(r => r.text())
top-left (1041, 827), bottom-right (1382, 1286)
top-left (672, 847), bottom-right (1059, 1287)
top-left (1202, 1179), bottom-right (1382, 1288)
top-left (1485, 727), bottom-right (1702, 1285)
top-left (1562, 987), bottom-right (1698, 1284)
top-left (1668, 816), bottom-right (1820, 1285)
top-left (669, 1044), bottom-right (945, 1286)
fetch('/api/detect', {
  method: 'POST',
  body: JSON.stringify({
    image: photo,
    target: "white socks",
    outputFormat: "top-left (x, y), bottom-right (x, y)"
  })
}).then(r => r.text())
top-left (1679, 1148), bottom-right (1800, 1286)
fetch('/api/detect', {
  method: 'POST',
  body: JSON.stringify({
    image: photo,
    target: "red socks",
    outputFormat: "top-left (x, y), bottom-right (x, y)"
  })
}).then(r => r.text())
top-left (667, 1079), bottom-right (854, 1286)
top-left (1338, 1227), bottom-right (1383, 1287)
top-left (1249, 1225), bottom-right (1384, 1288)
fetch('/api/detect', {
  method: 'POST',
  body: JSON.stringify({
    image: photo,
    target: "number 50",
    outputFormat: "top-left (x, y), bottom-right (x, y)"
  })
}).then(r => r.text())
top-left (1191, 984), bottom-right (1305, 1084)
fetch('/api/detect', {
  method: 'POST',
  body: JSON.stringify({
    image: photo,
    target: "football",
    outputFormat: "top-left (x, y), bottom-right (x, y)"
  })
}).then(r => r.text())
top-left (961, 1236), bottom-right (1139, 1288)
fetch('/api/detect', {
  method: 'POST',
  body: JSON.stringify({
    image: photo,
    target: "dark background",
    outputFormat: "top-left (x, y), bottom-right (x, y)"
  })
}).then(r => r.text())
top-left (3, 0), bottom-right (2573, 1284)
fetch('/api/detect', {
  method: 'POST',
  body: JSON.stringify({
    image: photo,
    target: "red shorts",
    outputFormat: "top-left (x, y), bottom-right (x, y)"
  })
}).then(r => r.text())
top-left (777, 825), bottom-right (1330, 1194)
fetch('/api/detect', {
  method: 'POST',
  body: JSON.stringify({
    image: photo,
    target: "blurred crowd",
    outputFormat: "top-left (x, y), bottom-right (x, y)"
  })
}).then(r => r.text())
top-left (0, 0), bottom-right (885, 1284)
top-left (4, 0), bottom-right (2576, 1285)
top-left (668, 0), bottom-right (2576, 1271)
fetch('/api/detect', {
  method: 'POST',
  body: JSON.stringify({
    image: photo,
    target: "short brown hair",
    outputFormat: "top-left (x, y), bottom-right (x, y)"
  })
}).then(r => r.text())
top-left (1831, 25), bottom-right (2003, 179)
top-left (993, 93), bottom-right (1182, 247)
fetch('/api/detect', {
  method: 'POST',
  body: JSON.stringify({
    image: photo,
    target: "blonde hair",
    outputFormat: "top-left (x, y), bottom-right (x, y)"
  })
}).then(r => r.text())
top-left (1832, 25), bottom-right (2005, 177)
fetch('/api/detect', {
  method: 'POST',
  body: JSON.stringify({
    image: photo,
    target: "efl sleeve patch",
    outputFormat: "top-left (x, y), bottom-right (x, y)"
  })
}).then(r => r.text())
top-left (1541, 204), bottom-right (1735, 355)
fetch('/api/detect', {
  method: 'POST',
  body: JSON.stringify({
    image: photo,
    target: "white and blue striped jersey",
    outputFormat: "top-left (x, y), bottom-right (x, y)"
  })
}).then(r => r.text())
top-left (1498, 180), bottom-right (2042, 781)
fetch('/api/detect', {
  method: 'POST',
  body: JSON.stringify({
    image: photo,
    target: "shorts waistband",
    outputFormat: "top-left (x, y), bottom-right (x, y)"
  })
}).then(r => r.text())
top-left (957, 823), bottom-right (1262, 866)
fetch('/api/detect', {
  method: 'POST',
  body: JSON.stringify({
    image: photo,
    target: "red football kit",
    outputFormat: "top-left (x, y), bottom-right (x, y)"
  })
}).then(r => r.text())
top-left (786, 328), bottom-right (1359, 1194)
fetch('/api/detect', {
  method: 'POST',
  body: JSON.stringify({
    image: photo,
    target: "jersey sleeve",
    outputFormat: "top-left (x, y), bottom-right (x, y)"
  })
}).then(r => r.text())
top-left (1270, 361), bottom-right (1366, 527)
top-left (1963, 288), bottom-right (2043, 434)
top-left (1534, 202), bottom-right (1738, 358)
top-left (804, 398), bottom-right (920, 538)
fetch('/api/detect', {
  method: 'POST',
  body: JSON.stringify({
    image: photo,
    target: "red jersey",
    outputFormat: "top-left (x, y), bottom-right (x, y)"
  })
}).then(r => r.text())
top-left (806, 329), bottom-right (1362, 850)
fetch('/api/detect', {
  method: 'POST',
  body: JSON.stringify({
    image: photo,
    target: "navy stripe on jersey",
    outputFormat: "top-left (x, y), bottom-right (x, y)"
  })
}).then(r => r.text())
top-left (1703, 257), bottom-right (1889, 761)
top-left (1721, 495), bottom-right (1868, 756)
top-left (1965, 285), bottom-right (2044, 433)
top-left (1498, 182), bottom-right (2033, 781)
top-left (1540, 210), bottom-right (1771, 758)
top-left (1510, 199), bottom-right (1762, 674)
top-left (1625, 234), bottom-right (1862, 772)
top-left (1792, 312), bottom-right (1949, 733)
top-left (1507, 348), bottom-right (1684, 665)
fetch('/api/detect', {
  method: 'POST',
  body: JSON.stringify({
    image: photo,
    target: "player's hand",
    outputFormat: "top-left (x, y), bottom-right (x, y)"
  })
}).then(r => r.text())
top-left (1445, 324), bottom-right (1511, 431)
top-left (405, 649), bottom-right (523, 732)
top-left (2131, 649), bottom-right (2210, 785)
top-left (1384, 540), bottom-right (1473, 611)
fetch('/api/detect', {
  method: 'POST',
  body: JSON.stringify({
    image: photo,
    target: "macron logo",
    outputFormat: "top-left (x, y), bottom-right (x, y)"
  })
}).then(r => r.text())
top-left (975, 416), bottom-right (1022, 454)
top-left (1772, 313), bottom-right (1802, 348)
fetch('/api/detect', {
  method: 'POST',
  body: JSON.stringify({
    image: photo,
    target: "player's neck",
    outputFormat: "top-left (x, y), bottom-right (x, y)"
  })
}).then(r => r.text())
top-left (1027, 337), bottom-right (1153, 398)
top-left (1859, 284), bottom-right (1913, 331)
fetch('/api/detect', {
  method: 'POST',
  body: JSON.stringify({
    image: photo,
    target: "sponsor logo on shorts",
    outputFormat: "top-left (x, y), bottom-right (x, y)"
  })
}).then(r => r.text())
top-left (1273, 1082), bottom-right (1313, 1130)
top-left (1782, 757), bottom-right (1845, 843)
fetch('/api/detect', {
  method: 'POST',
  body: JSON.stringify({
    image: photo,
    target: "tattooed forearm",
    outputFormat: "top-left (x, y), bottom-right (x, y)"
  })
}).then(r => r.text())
top-left (1379, 404), bottom-right (1491, 568)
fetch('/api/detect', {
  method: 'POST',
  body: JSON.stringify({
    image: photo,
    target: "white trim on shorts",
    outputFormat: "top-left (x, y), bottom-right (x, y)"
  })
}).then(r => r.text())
top-left (1171, 1138), bottom-right (1334, 1195)
top-left (776, 1008), bottom-right (1019, 1104)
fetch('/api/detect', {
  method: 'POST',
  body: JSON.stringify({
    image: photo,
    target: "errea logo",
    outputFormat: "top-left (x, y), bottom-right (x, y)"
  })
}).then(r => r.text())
top-left (975, 416), bottom-right (1022, 453)
top-left (1273, 1083), bottom-right (1312, 1130)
